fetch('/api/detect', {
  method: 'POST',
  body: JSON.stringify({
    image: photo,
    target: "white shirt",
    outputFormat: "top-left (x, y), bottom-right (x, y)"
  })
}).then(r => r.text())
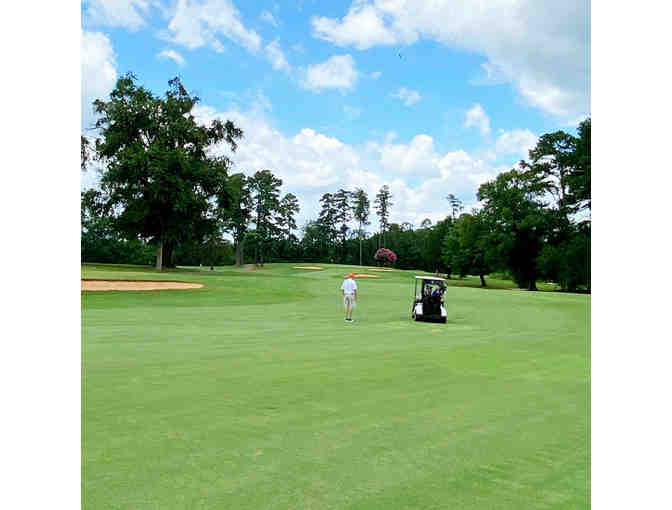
top-left (340, 278), bottom-right (357, 295)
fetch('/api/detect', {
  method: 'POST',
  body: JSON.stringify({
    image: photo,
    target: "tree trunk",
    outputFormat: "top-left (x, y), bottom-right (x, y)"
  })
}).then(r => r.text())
top-left (162, 241), bottom-right (175, 268)
top-left (528, 280), bottom-right (538, 291)
top-left (155, 239), bottom-right (163, 271)
top-left (359, 237), bottom-right (362, 266)
top-left (480, 273), bottom-right (487, 287)
top-left (235, 234), bottom-right (245, 266)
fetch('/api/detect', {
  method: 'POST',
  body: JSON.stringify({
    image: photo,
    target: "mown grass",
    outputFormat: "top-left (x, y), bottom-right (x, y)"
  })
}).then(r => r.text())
top-left (82, 263), bottom-right (589, 509)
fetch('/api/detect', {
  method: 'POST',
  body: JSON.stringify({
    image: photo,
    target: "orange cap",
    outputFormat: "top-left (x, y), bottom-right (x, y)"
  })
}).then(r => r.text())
top-left (349, 273), bottom-right (355, 278)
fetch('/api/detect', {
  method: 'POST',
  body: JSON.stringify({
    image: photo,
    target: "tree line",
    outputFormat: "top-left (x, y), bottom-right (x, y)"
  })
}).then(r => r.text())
top-left (82, 74), bottom-right (589, 291)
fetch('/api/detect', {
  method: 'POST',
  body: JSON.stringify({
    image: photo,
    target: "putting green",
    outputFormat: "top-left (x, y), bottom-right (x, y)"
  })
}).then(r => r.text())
top-left (82, 263), bottom-right (590, 509)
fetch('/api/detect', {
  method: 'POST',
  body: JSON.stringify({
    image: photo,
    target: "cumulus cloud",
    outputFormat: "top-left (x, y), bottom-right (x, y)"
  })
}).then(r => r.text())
top-left (190, 101), bottom-right (501, 227)
top-left (494, 129), bottom-right (538, 157)
top-left (81, 30), bottom-right (117, 131)
top-left (302, 55), bottom-right (359, 92)
top-left (464, 104), bottom-right (491, 135)
top-left (166, 0), bottom-right (261, 53)
top-left (83, 0), bottom-right (153, 30)
top-left (157, 49), bottom-right (185, 66)
top-left (264, 40), bottom-right (290, 72)
top-left (311, 0), bottom-right (590, 119)
top-left (392, 87), bottom-right (421, 106)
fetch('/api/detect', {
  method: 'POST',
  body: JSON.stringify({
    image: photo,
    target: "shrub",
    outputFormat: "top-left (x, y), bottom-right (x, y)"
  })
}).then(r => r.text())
top-left (374, 248), bottom-right (397, 267)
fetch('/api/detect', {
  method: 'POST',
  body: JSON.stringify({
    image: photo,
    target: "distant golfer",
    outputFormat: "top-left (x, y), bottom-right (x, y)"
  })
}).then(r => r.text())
top-left (341, 273), bottom-right (358, 322)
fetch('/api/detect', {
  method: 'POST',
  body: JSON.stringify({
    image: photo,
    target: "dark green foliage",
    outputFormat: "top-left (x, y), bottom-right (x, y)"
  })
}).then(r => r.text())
top-left (91, 73), bottom-right (243, 269)
top-left (222, 173), bottom-right (252, 266)
top-left (477, 169), bottom-right (551, 290)
top-left (537, 222), bottom-right (590, 292)
top-left (248, 169), bottom-right (283, 267)
top-left (81, 190), bottom-right (154, 264)
top-left (443, 212), bottom-right (491, 286)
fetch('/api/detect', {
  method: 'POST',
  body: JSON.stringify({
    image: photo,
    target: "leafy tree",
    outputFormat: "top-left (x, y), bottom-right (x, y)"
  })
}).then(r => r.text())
top-left (477, 169), bottom-right (550, 290)
top-left (81, 189), bottom-right (154, 265)
top-left (352, 188), bottom-right (370, 266)
top-left (333, 188), bottom-right (352, 261)
top-left (442, 212), bottom-right (491, 287)
top-left (374, 185), bottom-right (393, 248)
top-left (277, 193), bottom-right (300, 241)
top-left (222, 173), bottom-right (252, 266)
top-left (92, 73), bottom-right (243, 270)
top-left (423, 217), bottom-right (453, 275)
top-left (275, 192), bottom-right (300, 260)
top-left (248, 169), bottom-right (282, 267)
top-left (567, 118), bottom-right (591, 212)
top-left (420, 218), bottom-right (432, 229)
top-left (317, 192), bottom-right (338, 260)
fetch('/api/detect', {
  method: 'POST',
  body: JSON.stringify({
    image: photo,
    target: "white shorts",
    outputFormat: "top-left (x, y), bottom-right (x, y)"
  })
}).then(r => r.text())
top-left (344, 294), bottom-right (356, 308)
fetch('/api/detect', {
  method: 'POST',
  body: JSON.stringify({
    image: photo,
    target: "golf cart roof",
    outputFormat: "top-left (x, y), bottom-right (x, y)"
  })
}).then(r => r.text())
top-left (415, 276), bottom-right (446, 281)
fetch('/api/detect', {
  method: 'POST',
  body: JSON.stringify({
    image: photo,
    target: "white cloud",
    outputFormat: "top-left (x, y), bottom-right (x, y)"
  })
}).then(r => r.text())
top-left (370, 71), bottom-right (382, 80)
top-left (190, 102), bottom-right (499, 228)
top-left (166, 0), bottom-right (261, 53)
top-left (264, 40), bottom-right (290, 72)
top-left (83, 0), bottom-right (153, 30)
top-left (310, 0), bottom-right (590, 119)
top-left (260, 9), bottom-right (278, 27)
top-left (81, 30), bottom-right (117, 131)
top-left (392, 87), bottom-right (421, 106)
top-left (157, 49), bottom-right (185, 66)
top-left (312, 3), bottom-right (398, 50)
top-left (302, 55), bottom-right (359, 92)
top-left (464, 104), bottom-right (491, 135)
top-left (494, 128), bottom-right (537, 158)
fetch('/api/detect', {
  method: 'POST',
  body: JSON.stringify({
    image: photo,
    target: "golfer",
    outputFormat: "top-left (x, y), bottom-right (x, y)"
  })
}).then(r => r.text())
top-left (341, 273), bottom-right (358, 322)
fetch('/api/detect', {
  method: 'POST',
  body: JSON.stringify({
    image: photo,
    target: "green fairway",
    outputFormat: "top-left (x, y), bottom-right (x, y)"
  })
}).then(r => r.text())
top-left (82, 263), bottom-right (590, 509)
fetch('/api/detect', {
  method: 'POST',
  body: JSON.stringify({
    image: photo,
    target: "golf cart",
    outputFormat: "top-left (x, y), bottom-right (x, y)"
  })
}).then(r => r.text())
top-left (411, 276), bottom-right (447, 323)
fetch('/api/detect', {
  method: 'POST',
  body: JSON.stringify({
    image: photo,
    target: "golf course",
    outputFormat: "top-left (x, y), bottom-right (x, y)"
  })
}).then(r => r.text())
top-left (82, 263), bottom-right (590, 509)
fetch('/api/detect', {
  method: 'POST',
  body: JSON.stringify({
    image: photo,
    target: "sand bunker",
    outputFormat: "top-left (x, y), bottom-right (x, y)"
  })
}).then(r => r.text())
top-left (294, 266), bottom-right (325, 270)
top-left (350, 274), bottom-right (378, 278)
top-left (82, 280), bottom-right (204, 291)
top-left (369, 268), bottom-right (394, 272)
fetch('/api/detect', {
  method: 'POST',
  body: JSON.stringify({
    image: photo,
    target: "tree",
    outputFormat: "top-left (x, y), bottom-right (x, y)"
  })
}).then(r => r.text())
top-left (222, 173), bottom-right (252, 266)
top-left (420, 218), bottom-right (432, 229)
top-left (374, 185), bottom-right (393, 248)
top-left (442, 212), bottom-right (491, 287)
top-left (92, 73), bottom-right (243, 270)
top-left (567, 118), bottom-right (591, 213)
top-left (477, 169), bottom-right (550, 290)
top-left (317, 192), bottom-right (338, 260)
top-left (275, 193), bottom-right (300, 260)
top-left (277, 193), bottom-right (300, 241)
top-left (352, 188), bottom-right (370, 266)
top-left (333, 188), bottom-right (352, 261)
top-left (446, 194), bottom-right (463, 219)
top-left (248, 169), bottom-right (282, 267)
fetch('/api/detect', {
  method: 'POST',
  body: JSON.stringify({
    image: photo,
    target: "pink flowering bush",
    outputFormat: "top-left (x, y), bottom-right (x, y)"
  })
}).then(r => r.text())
top-left (374, 248), bottom-right (397, 267)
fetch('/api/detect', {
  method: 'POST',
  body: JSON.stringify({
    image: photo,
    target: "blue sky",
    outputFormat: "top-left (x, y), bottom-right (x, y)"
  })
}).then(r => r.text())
top-left (81, 0), bottom-right (590, 229)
